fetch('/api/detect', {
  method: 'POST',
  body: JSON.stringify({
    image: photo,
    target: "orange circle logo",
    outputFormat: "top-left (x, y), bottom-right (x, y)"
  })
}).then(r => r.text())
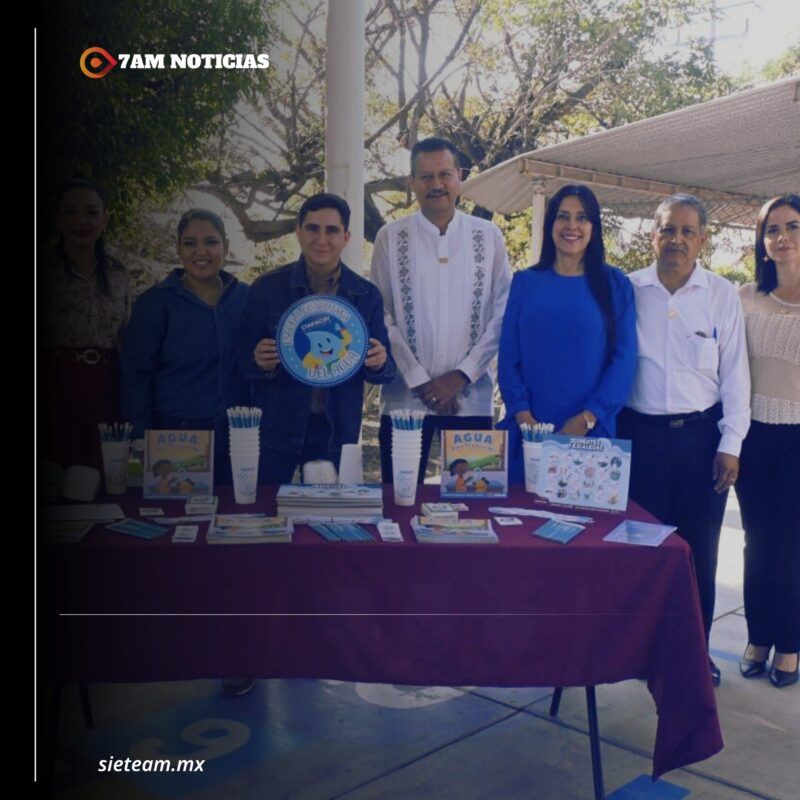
top-left (79, 47), bottom-right (118, 79)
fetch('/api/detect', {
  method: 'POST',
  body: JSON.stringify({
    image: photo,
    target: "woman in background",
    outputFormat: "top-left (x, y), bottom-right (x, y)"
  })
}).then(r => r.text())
top-left (498, 184), bottom-right (637, 484)
top-left (40, 178), bottom-right (129, 470)
top-left (736, 193), bottom-right (799, 688)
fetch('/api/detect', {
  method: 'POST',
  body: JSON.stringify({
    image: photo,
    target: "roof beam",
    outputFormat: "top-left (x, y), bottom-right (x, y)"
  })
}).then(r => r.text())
top-left (517, 157), bottom-right (766, 207)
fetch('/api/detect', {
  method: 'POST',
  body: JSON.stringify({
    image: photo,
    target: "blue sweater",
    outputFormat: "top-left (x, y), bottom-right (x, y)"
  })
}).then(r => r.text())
top-left (498, 266), bottom-right (637, 483)
top-left (122, 269), bottom-right (249, 437)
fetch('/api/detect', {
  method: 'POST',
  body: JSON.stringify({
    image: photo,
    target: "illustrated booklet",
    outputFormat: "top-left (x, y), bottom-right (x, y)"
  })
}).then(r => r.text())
top-left (143, 430), bottom-right (214, 499)
top-left (440, 430), bottom-right (508, 498)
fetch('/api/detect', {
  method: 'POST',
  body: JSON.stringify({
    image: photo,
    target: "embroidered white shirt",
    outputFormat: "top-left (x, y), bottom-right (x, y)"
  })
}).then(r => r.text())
top-left (627, 262), bottom-right (751, 456)
top-left (370, 210), bottom-right (512, 416)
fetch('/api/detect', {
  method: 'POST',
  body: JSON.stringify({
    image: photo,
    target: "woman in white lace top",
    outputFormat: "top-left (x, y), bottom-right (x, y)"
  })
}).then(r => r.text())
top-left (736, 193), bottom-right (799, 689)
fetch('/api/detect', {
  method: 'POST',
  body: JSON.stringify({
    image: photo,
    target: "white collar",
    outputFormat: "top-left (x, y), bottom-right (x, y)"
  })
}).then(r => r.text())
top-left (640, 261), bottom-right (709, 291)
top-left (416, 209), bottom-right (463, 238)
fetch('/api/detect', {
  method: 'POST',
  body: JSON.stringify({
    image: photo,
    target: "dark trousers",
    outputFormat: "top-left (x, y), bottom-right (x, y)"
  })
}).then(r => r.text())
top-left (260, 413), bottom-right (334, 484)
top-left (735, 421), bottom-right (800, 653)
top-left (618, 405), bottom-right (727, 643)
top-left (379, 414), bottom-right (492, 484)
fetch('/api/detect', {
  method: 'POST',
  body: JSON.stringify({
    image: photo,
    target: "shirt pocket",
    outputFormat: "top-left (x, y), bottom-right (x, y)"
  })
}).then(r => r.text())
top-left (692, 336), bottom-right (719, 373)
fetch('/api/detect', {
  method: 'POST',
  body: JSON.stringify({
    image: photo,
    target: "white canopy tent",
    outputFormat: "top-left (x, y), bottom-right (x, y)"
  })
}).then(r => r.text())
top-left (459, 77), bottom-right (800, 260)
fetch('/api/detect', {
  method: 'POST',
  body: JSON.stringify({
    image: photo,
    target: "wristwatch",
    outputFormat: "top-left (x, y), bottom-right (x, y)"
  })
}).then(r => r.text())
top-left (581, 411), bottom-right (596, 431)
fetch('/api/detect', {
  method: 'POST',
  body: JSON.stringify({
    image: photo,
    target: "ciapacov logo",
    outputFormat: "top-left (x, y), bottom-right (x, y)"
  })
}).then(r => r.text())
top-left (79, 46), bottom-right (270, 78)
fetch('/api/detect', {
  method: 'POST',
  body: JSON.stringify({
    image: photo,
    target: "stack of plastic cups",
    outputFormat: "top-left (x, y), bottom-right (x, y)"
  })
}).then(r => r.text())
top-left (229, 426), bottom-right (260, 504)
top-left (391, 428), bottom-right (423, 506)
top-left (338, 443), bottom-right (364, 485)
top-left (522, 440), bottom-right (542, 495)
top-left (100, 440), bottom-right (131, 494)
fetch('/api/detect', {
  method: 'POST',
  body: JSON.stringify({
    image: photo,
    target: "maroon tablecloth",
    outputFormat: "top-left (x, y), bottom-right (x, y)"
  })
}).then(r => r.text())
top-left (41, 485), bottom-right (722, 779)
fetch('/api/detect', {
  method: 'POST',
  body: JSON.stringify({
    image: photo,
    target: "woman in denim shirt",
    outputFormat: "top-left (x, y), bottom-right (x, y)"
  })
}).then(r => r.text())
top-left (122, 209), bottom-right (249, 483)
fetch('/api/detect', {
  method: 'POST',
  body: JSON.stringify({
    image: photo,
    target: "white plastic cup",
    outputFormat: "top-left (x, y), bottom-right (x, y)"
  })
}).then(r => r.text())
top-left (338, 444), bottom-right (364, 484)
top-left (62, 465), bottom-right (101, 502)
top-left (392, 429), bottom-right (423, 447)
top-left (229, 443), bottom-right (260, 456)
top-left (392, 455), bottom-right (420, 506)
top-left (392, 439), bottom-right (422, 451)
top-left (229, 429), bottom-right (259, 445)
top-left (231, 450), bottom-right (259, 504)
top-left (523, 440), bottom-right (543, 494)
top-left (100, 441), bottom-right (131, 495)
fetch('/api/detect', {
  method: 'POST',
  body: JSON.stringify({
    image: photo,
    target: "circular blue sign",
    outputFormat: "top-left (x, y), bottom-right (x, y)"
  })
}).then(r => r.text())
top-left (276, 294), bottom-right (369, 388)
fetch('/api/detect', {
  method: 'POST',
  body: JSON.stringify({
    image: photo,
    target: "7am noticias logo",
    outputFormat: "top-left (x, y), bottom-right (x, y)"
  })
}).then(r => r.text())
top-left (79, 46), bottom-right (270, 79)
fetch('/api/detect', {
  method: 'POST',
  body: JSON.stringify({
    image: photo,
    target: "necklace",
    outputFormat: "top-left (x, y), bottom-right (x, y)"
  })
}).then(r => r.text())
top-left (771, 286), bottom-right (800, 313)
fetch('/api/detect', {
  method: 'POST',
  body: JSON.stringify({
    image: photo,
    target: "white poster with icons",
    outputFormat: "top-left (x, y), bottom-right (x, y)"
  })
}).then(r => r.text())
top-left (536, 435), bottom-right (632, 513)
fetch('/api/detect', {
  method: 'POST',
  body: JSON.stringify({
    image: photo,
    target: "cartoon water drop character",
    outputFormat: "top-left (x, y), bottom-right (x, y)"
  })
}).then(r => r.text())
top-left (472, 467), bottom-right (491, 492)
top-left (302, 325), bottom-right (353, 368)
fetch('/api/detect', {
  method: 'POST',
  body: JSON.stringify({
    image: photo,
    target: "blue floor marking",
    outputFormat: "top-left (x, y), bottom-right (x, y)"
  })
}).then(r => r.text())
top-left (77, 687), bottom-right (307, 797)
top-left (71, 679), bottom-right (506, 797)
top-left (709, 648), bottom-right (740, 664)
top-left (607, 774), bottom-right (690, 799)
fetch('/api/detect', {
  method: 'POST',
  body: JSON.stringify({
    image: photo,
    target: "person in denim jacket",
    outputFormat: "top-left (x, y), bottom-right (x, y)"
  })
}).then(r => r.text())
top-left (239, 193), bottom-right (395, 483)
top-left (122, 209), bottom-right (249, 483)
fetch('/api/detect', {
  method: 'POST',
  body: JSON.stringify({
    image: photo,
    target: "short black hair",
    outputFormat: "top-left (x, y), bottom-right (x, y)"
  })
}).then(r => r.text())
top-left (410, 137), bottom-right (463, 177)
top-left (298, 192), bottom-right (351, 230)
top-left (448, 458), bottom-right (469, 475)
top-left (653, 193), bottom-right (708, 231)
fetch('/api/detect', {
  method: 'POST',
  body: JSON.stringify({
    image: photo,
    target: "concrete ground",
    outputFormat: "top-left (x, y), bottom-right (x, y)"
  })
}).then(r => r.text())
top-left (44, 493), bottom-right (799, 800)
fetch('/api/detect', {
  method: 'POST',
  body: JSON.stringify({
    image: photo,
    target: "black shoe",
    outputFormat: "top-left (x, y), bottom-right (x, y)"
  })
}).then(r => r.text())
top-left (219, 678), bottom-right (256, 697)
top-left (709, 658), bottom-right (721, 687)
top-left (739, 657), bottom-right (767, 678)
top-left (769, 665), bottom-right (799, 689)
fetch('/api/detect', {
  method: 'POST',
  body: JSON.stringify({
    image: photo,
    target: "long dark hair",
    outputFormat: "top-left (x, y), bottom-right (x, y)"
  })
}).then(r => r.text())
top-left (54, 178), bottom-right (112, 296)
top-left (755, 193), bottom-right (800, 294)
top-left (534, 184), bottom-right (616, 363)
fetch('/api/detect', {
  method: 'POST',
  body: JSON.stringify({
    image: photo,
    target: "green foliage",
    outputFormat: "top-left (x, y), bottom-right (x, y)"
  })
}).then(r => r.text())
top-left (604, 223), bottom-right (654, 274)
top-left (762, 42), bottom-right (800, 81)
top-left (713, 264), bottom-right (754, 286)
top-left (40, 0), bottom-right (272, 228)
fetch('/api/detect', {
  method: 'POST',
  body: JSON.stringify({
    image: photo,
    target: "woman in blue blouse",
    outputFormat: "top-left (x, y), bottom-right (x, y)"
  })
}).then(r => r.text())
top-left (498, 184), bottom-right (637, 483)
top-left (121, 209), bottom-right (249, 483)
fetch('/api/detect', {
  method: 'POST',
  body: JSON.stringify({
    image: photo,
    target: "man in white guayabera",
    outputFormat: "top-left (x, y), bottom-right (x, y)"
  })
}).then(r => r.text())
top-left (371, 137), bottom-right (512, 483)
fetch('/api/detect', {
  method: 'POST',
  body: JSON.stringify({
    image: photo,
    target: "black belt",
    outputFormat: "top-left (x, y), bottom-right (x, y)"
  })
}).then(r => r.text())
top-left (623, 403), bottom-right (722, 429)
top-left (51, 347), bottom-right (117, 365)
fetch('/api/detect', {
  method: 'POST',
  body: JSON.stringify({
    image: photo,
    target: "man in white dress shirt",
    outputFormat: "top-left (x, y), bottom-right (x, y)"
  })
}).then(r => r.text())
top-left (371, 137), bottom-right (512, 482)
top-left (618, 193), bottom-right (751, 687)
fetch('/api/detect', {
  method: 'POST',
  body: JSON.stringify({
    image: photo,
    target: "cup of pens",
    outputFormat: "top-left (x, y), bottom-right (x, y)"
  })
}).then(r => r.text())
top-left (520, 422), bottom-right (554, 496)
top-left (390, 409), bottom-right (424, 506)
top-left (228, 406), bottom-right (262, 504)
top-left (98, 423), bottom-right (132, 495)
